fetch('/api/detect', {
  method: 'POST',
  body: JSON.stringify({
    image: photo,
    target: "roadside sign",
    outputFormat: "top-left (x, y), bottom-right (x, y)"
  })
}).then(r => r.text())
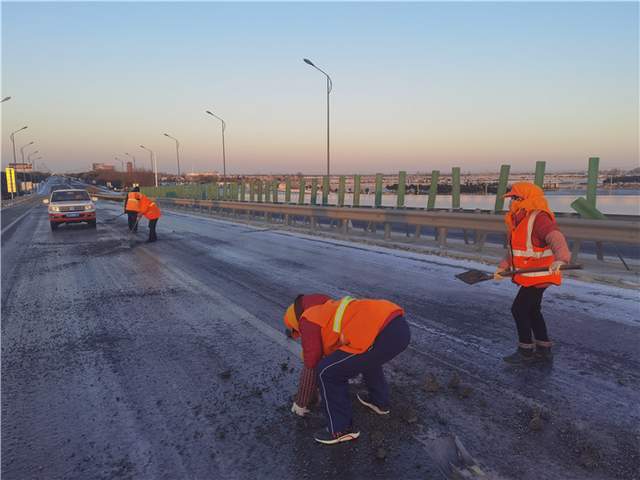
top-left (5, 167), bottom-right (17, 195)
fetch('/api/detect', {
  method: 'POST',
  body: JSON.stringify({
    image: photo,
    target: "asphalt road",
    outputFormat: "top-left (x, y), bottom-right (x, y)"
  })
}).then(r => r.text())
top-left (2, 179), bottom-right (639, 479)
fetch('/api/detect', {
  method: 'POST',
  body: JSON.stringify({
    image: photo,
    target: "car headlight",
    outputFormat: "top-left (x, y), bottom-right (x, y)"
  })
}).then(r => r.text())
top-left (84, 205), bottom-right (94, 211)
top-left (50, 206), bottom-right (60, 212)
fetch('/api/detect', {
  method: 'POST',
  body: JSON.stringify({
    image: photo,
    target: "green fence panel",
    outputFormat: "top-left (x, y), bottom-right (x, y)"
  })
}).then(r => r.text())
top-left (338, 176), bottom-right (346, 207)
top-left (298, 176), bottom-right (306, 205)
top-left (353, 175), bottom-right (361, 207)
top-left (587, 157), bottom-right (599, 207)
top-left (494, 164), bottom-right (511, 212)
top-left (239, 182), bottom-right (246, 201)
top-left (427, 170), bottom-right (439, 210)
top-left (375, 173), bottom-right (383, 208)
top-left (534, 161), bottom-right (546, 188)
top-left (571, 197), bottom-right (606, 219)
top-left (285, 177), bottom-right (292, 203)
top-left (249, 181), bottom-right (255, 202)
top-left (310, 178), bottom-right (318, 205)
top-left (451, 167), bottom-right (461, 209)
top-left (396, 171), bottom-right (406, 208)
top-left (322, 176), bottom-right (330, 206)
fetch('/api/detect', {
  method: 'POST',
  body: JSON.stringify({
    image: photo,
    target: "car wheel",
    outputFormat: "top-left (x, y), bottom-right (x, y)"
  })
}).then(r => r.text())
top-left (50, 222), bottom-right (59, 231)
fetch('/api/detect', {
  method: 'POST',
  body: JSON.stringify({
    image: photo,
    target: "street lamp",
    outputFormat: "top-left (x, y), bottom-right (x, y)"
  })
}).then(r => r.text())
top-left (124, 152), bottom-right (136, 171)
top-left (140, 144), bottom-right (158, 187)
top-left (115, 156), bottom-right (125, 172)
top-left (303, 58), bottom-right (333, 177)
top-left (205, 110), bottom-right (227, 180)
top-left (1, 96), bottom-right (11, 103)
top-left (163, 133), bottom-right (181, 178)
top-left (20, 141), bottom-right (34, 163)
top-left (9, 126), bottom-right (27, 166)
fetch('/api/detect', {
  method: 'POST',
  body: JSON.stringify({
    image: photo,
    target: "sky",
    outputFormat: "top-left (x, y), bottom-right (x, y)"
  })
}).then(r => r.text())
top-left (1, 1), bottom-right (638, 175)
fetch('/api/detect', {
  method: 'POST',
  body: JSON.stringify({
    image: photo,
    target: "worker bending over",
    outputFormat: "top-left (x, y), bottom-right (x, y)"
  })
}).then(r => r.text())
top-left (284, 294), bottom-right (410, 445)
top-left (138, 195), bottom-right (161, 243)
top-left (124, 186), bottom-right (142, 232)
top-left (495, 182), bottom-right (570, 364)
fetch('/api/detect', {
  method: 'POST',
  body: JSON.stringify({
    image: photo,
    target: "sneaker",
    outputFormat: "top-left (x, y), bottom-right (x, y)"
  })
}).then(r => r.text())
top-left (314, 428), bottom-right (360, 445)
top-left (357, 393), bottom-right (390, 415)
top-left (503, 346), bottom-right (536, 365)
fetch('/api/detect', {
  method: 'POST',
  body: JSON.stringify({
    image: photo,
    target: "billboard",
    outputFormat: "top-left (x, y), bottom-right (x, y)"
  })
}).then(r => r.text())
top-left (5, 167), bottom-right (17, 194)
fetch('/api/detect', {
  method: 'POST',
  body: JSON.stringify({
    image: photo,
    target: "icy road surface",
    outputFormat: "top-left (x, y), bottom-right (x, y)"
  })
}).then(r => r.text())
top-left (2, 191), bottom-right (639, 480)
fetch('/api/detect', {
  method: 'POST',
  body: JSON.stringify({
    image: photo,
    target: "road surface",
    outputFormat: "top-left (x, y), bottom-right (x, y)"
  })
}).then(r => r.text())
top-left (2, 178), bottom-right (639, 479)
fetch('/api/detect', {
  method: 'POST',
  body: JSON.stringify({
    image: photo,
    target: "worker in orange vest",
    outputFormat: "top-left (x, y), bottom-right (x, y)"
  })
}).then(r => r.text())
top-left (284, 294), bottom-right (410, 445)
top-left (495, 182), bottom-right (571, 364)
top-left (138, 195), bottom-right (161, 242)
top-left (124, 186), bottom-right (143, 232)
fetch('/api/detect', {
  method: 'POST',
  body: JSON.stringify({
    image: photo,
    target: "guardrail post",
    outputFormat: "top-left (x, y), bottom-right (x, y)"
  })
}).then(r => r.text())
top-left (322, 176), bottom-right (330, 206)
top-left (427, 170), bottom-right (439, 210)
top-left (437, 227), bottom-right (448, 247)
top-left (298, 176), bottom-right (306, 205)
top-left (285, 177), bottom-right (292, 203)
top-left (310, 178), bottom-right (318, 205)
top-left (338, 176), bottom-right (346, 207)
top-left (384, 222), bottom-right (391, 240)
top-left (265, 180), bottom-right (271, 203)
top-left (257, 180), bottom-right (263, 203)
top-left (494, 164), bottom-right (511, 212)
top-left (396, 171), bottom-right (406, 208)
top-left (587, 156), bottom-right (599, 208)
top-left (375, 173), bottom-right (383, 208)
top-left (451, 167), bottom-right (460, 209)
top-left (571, 197), bottom-right (606, 261)
top-left (534, 161), bottom-right (546, 188)
top-left (353, 175), bottom-right (361, 207)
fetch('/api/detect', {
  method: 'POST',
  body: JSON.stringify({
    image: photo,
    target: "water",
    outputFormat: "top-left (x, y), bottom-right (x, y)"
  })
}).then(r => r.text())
top-left (283, 191), bottom-right (640, 215)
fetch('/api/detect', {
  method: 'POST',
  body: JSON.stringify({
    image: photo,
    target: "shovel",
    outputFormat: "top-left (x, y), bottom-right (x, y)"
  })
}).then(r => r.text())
top-left (456, 264), bottom-right (583, 285)
top-left (426, 434), bottom-right (488, 479)
top-left (103, 212), bottom-right (126, 223)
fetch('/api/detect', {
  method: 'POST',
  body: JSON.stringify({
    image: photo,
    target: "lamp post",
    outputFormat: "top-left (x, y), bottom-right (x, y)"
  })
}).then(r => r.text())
top-left (205, 110), bottom-right (226, 180)
top-left (163, 133), bottom-right (181, 179)
top-left (140, 144), bottom-right (158, 187)
top-left (303, 58), bottom-right (333, 177)
top-left (10, 126), bottom-right (27, 167)
top-left (19, 140), bottom-right (34, 186)
top-left (124, 152), bottom-right (136, 171)
top-left (1, 96), bottom-right (11, 103)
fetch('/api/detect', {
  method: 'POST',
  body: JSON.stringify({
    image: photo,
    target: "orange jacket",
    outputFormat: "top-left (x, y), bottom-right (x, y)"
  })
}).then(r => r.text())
top-left (125, 192), bottom-right (142, 212)
top-left (139, 195), bottom-right (161, 220)
top-left (510, 210), bottom-right (561, 287)
top-left (302, 298), bottom-right (404, 355)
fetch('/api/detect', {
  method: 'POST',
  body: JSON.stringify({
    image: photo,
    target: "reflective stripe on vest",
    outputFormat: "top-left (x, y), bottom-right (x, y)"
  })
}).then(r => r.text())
top-left (512, 211), bottom-right (554, 260)
top-left (332, 296), bottom-right (355, 333)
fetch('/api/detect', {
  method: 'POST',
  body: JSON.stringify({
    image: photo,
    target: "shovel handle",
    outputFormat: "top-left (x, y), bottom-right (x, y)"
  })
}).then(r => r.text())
top-left (500, 264), bottom-right (583, 277)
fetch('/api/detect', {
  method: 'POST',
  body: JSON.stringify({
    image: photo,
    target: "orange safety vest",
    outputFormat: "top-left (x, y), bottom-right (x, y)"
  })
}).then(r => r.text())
top-left (126, 192), bottom-right (142, 212)
top-left (510, 210), bottom-right (561, 287)
top-left (139, 196), bottom-right (161, 220)
top-left (302, 298), bottom-right (404, 356)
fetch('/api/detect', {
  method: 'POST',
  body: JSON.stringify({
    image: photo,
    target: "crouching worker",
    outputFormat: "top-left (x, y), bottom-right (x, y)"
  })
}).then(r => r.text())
top-left (124, 186), bottom-right (142, 232)
top-left (284, 294), bottom-right (410, 445)
top-left (138, 195), bottom-right (161, 243)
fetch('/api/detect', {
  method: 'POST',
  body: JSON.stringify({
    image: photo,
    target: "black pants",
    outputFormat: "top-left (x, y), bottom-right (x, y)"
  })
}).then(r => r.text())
top-left (126, 211), bottom-right (138, 231)
top-left (511, 286), bottom-right (549, 344)
top-left (148, 219), bottom-right (158, 241)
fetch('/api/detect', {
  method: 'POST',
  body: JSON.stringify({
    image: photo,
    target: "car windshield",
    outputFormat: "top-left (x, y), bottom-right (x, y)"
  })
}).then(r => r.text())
top-left (51, 191), bottom-right (90, 202)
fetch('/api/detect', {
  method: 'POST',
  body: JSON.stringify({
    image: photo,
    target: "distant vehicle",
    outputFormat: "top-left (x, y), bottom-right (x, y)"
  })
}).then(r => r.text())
top-left (43, 189), bottom-right (98, 231)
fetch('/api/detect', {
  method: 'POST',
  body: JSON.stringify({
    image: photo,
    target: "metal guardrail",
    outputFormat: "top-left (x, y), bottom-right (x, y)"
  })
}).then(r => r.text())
top-left (156, 197), bottom-right (640, 260)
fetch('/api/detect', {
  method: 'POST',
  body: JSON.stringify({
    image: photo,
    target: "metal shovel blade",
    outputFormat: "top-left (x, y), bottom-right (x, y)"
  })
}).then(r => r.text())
top-left (427, 434), bottom-right (487, 479)
top-left (455, 269), bottom-right (494, 285)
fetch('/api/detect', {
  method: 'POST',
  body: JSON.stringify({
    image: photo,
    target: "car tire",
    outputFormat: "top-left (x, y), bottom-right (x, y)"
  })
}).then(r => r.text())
top-left (88, 220), bottom-right (96, 228)
top-left (50, 222), bottom-right (59, 231)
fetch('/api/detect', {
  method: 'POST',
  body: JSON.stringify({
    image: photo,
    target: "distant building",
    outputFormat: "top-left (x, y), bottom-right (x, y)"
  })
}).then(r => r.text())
top-left (126, 162), bottom-right (133, 175)
top-left (92, 163), bottom-right (115, 172)
top-left (8, 162), bottom-right (32, 173)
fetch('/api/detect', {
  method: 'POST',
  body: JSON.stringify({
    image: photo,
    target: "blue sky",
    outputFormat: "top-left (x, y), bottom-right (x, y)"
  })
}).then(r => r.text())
top-left (2, 1), bottom-right (638, 174)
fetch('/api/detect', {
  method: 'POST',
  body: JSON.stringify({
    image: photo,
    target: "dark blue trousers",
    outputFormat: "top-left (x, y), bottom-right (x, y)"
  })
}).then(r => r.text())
top-left (317, 316), bottom-right (411, 434)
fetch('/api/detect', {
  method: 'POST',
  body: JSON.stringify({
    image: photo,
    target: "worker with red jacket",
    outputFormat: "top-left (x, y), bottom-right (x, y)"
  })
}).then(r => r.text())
top-left (124, 186), bottom-right (143, 232)
top-left (283, 294), bottom-right (410, 445)
top-left (495, 182), bottom-right (571, 364)
top-left (137, 195), bottom-right (161, 243)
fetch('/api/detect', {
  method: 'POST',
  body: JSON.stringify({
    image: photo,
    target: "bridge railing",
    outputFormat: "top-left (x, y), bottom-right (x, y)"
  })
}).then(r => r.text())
top-left (155, 197), bottom-right (639, 263)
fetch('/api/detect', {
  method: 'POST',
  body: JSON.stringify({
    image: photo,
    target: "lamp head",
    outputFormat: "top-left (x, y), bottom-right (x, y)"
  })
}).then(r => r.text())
top-left (303, 58), bottom-right (315, 67)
